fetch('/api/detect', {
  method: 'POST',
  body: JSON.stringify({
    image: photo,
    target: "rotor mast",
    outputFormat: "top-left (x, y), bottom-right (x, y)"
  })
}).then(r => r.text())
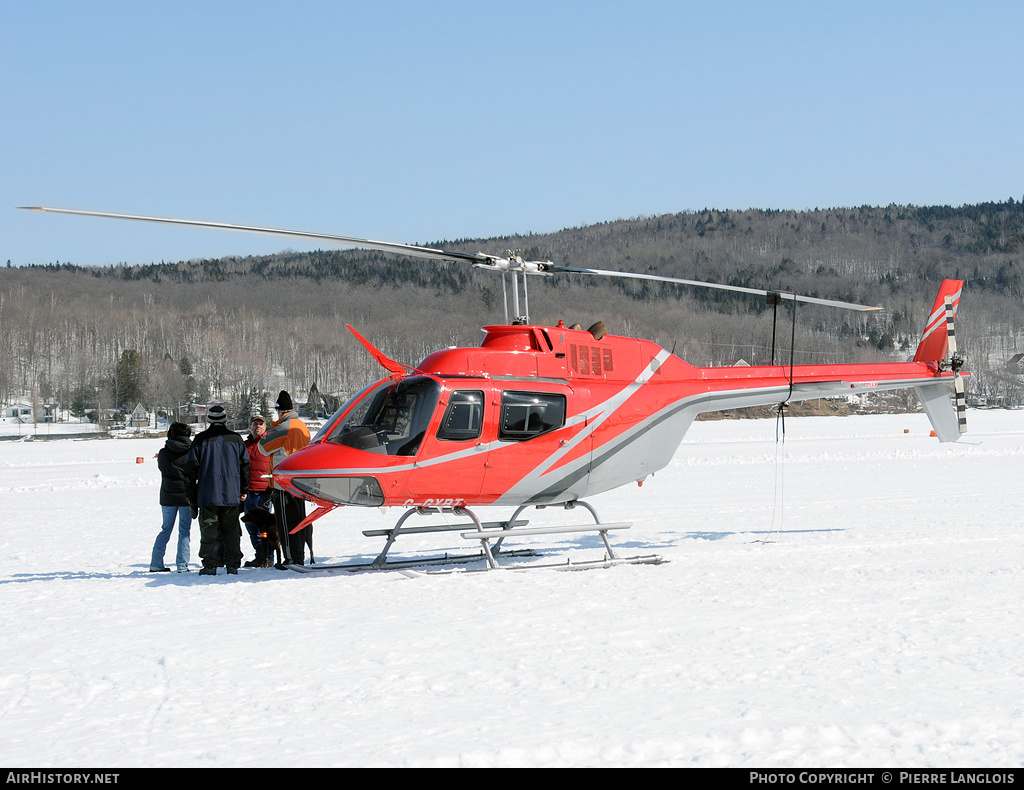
top-left (471, 250), bottom-right (548, 325)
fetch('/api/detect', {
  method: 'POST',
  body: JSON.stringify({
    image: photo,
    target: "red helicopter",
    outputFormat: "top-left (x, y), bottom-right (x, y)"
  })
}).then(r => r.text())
top-left (22, 207), bottom-right (968, 570)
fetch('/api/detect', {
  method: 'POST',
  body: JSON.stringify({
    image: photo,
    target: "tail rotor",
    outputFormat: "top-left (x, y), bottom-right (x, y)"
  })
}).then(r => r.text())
top-left (940, 295), bottom-right (968, 436)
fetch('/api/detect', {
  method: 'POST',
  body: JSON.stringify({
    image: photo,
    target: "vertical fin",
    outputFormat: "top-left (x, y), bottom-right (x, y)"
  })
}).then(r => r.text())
top-left (913, 280), bottom-right (963, 363)
top-left (914, 383), bottom-right (962, 442)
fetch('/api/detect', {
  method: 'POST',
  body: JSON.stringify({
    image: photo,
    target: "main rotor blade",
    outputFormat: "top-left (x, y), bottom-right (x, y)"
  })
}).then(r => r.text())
top-left (21, 206), bottom-right (881, 312)
top-left (18, 206), bottom-right (492, 266)
top-left (545, 264), bottom-right (882, 312)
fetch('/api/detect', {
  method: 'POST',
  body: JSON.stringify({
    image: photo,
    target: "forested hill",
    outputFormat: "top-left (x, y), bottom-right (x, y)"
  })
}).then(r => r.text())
top-left (23, 199), bottom-right (1024, 294)
top-left (3, 199), bottom-right (1024, 416)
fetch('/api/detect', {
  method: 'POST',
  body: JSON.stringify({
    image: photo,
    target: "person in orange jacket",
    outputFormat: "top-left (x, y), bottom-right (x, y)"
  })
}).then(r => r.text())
top-left (258, 391), bottom-right (311, 564)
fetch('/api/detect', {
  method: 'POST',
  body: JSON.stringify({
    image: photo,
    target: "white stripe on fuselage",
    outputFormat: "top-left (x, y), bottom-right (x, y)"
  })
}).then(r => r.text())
top-left (495, 349), bottom-right (673, 502)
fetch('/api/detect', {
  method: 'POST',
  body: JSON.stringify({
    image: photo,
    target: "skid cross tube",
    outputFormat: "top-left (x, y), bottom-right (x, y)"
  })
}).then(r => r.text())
top-left (369, 506), bottom-right (532, 569)
top-left (491, 501), bottom-right (620, 559)
top-left (367, 501), bottom-right (633, 570)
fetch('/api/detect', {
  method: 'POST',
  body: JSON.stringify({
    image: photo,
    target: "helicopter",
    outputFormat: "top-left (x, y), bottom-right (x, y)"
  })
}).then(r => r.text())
top-left (21, 207), bottom-right (967, 570)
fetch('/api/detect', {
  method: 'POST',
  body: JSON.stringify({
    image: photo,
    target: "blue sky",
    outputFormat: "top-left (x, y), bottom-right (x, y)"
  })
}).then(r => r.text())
top-left (2, 1), bottom-right (1022, 266)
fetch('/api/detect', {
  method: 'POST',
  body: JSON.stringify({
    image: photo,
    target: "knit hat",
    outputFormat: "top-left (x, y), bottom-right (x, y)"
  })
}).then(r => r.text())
top-left (208, 404), bottom-right (227, 424)
top-left (275, 391), bottom-right (293, 411)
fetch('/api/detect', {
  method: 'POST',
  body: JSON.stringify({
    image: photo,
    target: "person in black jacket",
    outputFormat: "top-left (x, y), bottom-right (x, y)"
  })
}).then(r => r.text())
top-left (151, 422), bottom-right (194, 573)
top-left (184, 404), bottom-right (250, 576)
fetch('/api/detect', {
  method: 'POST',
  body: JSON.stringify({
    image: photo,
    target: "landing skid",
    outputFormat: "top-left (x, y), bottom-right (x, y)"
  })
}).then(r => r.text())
top-left (287, 501), bottom-right (666, 574)
top-left (285, 548), bottom-right (538, 574)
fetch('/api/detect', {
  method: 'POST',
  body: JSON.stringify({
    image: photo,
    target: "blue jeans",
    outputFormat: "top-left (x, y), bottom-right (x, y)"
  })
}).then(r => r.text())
top-left (152, 505), bottom-right (192, 571)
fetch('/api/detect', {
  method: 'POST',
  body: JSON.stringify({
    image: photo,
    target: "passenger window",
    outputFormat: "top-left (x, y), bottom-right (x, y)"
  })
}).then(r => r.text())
top-left (436, 391), bottom-right (484, 441)
top-left (499, 391), bottom-right (566, 441)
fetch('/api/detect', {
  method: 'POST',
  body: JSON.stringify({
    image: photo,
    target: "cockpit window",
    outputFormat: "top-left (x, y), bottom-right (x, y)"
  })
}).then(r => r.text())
top-left (312, 382), bottom-right (379, 443)
top-left (325, 376), bottom-right (441, 456)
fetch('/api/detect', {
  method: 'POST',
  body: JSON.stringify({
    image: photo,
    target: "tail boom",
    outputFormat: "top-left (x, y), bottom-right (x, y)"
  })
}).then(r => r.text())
top-left (689, 280), bottom-right (967, 442)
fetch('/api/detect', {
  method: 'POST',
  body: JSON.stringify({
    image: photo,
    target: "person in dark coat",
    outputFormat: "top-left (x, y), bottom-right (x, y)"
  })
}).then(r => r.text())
top-left (151, 422), bottom-right (194, 573)
top-left (184, 404), bottom-right (250, 576)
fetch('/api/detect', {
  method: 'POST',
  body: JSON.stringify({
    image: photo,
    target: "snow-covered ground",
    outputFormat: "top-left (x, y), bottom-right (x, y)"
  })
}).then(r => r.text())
top-left (1, 410), bottom-right (1021, 767)
top-left (0, 419), bottom-right (101, 438)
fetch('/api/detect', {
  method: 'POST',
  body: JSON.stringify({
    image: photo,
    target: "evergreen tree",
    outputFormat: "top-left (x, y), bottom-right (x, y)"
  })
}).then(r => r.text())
top-left (115, 350), bottom-right (143, 409)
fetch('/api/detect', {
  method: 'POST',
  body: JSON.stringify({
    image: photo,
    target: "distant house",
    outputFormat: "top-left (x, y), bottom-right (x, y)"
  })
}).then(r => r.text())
top-left (2, 403), bottom-right (33, 422)
top-left (101, 409), bottom-right (125, 428)
top-left (178, 403), bottom-right (208, 426)
top-left (128, 403), bottom-right (150, 428)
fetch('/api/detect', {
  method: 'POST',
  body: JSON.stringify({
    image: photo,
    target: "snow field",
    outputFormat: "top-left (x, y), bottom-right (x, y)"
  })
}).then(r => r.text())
top-left (0, 411), bottom-right (1021, 766)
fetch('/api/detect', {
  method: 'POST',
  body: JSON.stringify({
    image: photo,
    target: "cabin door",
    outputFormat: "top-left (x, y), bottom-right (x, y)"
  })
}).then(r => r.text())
top-left (407, 385), bottom-right (489, 504)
